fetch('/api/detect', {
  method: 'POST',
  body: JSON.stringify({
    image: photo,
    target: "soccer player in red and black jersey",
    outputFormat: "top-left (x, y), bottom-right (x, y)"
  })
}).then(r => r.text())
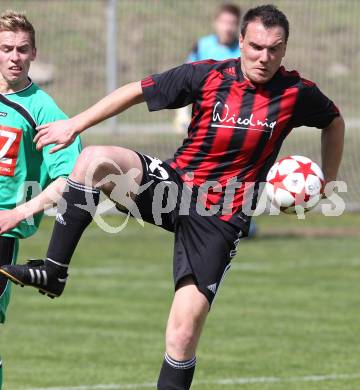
top-left (1, 5), bottom-right (344, 389)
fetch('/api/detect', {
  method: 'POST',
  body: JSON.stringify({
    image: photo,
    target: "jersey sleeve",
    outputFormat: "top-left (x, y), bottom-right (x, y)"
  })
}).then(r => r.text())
top-left (293, 82), bottom-right (340, 129)
top-left (141, 63), bottom-right (206, 111)
top-left (36, 96), bottom-right (82, 180)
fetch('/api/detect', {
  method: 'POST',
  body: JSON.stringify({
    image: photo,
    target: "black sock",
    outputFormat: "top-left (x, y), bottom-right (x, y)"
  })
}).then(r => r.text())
top-left (45, 178), bottom-right (100, 269)
top-left (157, 353), bottom-right (196, 390)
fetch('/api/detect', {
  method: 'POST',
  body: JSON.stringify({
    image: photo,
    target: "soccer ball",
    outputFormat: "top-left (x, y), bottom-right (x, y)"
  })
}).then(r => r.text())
top-left (266, 155), bottom-right (324, 214)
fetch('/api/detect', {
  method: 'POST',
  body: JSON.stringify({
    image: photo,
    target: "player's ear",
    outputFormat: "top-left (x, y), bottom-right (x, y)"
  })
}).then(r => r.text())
top-left (239, 34), bottom-right (244, 50)
top-left (31, 47), bottom-right (37, 61)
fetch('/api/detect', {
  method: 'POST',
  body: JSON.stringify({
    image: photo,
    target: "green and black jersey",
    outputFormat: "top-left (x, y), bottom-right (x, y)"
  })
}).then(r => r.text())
top-left (0, 79), bottom-right (81, 239)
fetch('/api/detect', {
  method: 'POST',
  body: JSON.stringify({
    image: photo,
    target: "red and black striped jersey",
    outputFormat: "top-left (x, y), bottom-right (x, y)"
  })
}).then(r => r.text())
top-left (141, 58), bottom-right (340, 229)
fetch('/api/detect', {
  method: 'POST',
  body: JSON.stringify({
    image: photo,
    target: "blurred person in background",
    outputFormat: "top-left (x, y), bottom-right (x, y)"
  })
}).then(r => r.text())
top-left (174, 3), bottom-right (242, 134)
top-left (187, 3), bottom-right (241, 63)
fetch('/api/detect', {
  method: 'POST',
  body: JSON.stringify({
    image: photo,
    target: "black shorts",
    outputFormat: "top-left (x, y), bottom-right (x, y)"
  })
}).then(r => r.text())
top-left (132, 152), bottom-right (243, 305)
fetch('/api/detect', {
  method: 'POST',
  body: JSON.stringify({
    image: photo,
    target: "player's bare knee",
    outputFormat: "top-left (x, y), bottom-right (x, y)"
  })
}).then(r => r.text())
top-left (70, 146), bottom-right (100, 182)
top-left (166, 329), bottom-right (197, 360)
top-left (71, 146), bottom-right (117, 185)
top-left (166, 320), bottom-right (200, 360)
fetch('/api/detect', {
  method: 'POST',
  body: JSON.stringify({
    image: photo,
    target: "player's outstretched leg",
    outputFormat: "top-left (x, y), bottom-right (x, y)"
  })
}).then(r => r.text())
top-left (157, 277), bottom-right (209, 390)
top-left (0, 146), bottom-right (143, 298)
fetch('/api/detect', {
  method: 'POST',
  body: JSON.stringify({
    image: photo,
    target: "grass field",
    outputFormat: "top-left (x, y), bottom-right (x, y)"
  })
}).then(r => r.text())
top-left (1, 213), bottom-right (360, 390)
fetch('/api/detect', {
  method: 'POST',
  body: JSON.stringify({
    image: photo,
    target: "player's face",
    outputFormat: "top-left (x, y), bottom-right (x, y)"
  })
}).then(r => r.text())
top-left (0, 30), bottom-right (36, 91)
top-left (214, 12), bottom-right (240, 45)
top-left (239, 20), bottom-right (287, 84)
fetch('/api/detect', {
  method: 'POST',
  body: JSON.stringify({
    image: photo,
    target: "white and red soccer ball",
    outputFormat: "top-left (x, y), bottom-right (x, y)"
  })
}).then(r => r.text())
top-left (266, 155), bottom-right (324, 214)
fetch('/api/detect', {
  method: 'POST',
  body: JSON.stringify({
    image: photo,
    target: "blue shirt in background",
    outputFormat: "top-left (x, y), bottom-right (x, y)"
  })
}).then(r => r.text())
top-left (187, 34), bottom-right (241, 62)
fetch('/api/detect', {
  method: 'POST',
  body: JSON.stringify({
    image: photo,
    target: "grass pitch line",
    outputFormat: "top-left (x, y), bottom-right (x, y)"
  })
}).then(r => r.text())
top-left (70, 255), bottom-right (360, 277)
top-left (27, 372), bottom-right (360, 390)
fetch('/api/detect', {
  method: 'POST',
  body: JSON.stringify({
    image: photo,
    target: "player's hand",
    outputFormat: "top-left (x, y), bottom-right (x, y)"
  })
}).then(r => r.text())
top-left (0, 209), bottom-right (23, 234)
top-left (173, 107), bottom-right (190, 135)
top-left (321, 183), bottom-right (327, 199)
top-left (35, 118), bottom-right (78, 153)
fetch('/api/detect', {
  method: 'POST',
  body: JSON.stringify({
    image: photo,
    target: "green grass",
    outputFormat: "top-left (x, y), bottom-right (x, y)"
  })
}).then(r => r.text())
top-left (1, 213), bottom-right (360, 389)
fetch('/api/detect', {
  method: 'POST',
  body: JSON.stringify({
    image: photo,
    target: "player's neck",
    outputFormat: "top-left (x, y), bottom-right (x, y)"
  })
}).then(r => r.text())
top-left (240, 62), bottom-right (253, 85)
top-left (0, 76), bottom-right (31, 94)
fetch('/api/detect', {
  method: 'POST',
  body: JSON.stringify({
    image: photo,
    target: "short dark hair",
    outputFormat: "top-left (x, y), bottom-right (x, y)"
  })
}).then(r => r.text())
top-left (241, 4), bottom-right (289, 42)
top-left (216, 3), bottom-right (242, 21)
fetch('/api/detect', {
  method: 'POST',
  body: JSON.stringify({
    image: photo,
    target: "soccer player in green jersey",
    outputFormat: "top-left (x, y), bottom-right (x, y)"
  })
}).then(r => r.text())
top-left (0, 10), bottom-right (81, 389)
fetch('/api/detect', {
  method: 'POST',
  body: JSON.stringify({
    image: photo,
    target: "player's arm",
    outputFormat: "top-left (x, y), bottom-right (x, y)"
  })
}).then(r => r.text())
top-left (34, 81), bottom-right (144, 153)
top-left (0, 177), bottom-right (66, 234)
top-left (321, 115), bottom-right (345, 183)
top-left (294, 82), bottom-right (344, 184)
